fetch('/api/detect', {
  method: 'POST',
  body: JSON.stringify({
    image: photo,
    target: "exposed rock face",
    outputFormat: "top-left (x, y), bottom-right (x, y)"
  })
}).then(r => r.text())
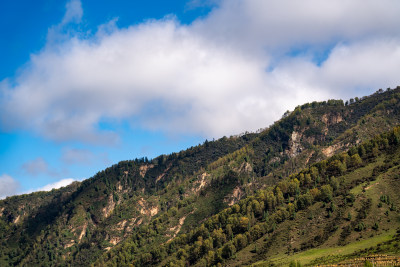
top-left (138, 198), bottom-right (159, 217)
top-left (167, 210), bottom-right (196, 243)
top-left (78, 223), bottom-right (87, 242)
top-left (116, 220), bottom-right (127, 231)
top-left (156, 164), bottom-right (172, 183)
top-left (109, 236), bottom-right (122, 245)
top-left (304, 151), bottom-right (315, 165)
top-left (322, 112), bottom-right (344, 135)
top-left (117, 181), bottom-right (123, 192)
top-left (193, 172), bottom-right (209, 193)
top-left (64, 241), bottom-right (75, 249)
top-left (286, 112), bottom-right (345, 158)
top-left (139, 164), bottom-right (154, 177)
top-left (322, 141), bottom-right (353, 157)
top-left (269, 156), bottom-right (280, 164)
top-left (226, 186), bottom-right (245, 206)
top-left (238, 162), bottom-right (253, 173)
top-left (150, 206), bottom-right (159, 217)
top-left (288, 131), bottom-right (303, 157)
top-left (13, 215), bottom-right (21, 224)
top-left (102, 195), bottom-right (115, 218)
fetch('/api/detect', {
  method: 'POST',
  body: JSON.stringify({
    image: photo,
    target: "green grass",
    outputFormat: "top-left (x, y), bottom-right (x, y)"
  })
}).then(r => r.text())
top-left (253, 229), bottom-right (396, 266)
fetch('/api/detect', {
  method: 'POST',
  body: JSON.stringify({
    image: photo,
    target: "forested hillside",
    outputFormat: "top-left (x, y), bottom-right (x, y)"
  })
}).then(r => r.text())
top-left (1, 87), bottom-right (400, 266)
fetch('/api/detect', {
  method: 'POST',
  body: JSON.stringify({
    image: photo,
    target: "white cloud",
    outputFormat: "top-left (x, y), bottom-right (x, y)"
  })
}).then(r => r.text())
top-left (34, 178), bottom-right (77, 192)
top-left (194, 0), bottom-right (400, 51)
top-left (0, 174), bottom-right (20, 199)
top-left (19, 178), bottom-right (79, 196)
top-left (62, 0), bottom-right (83, 25)
top-left (0, 176), bottom-right (79, 199)
top-left (1, 0), bottom-right (400, 143)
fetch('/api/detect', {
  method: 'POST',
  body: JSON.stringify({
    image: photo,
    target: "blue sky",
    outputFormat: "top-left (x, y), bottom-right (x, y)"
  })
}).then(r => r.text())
top-left (1, 0), bottom-right (400, 198)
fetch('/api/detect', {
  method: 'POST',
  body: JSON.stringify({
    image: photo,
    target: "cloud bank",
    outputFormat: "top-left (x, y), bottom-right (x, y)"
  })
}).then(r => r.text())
top-left (0, 175), bottom-right (78, 199)
top-left (1, 0), bottom-right (400, 143)
top-left (0, 174), bottom-right (20, 199)
top-left (33, 178), bottom-right (76, 192)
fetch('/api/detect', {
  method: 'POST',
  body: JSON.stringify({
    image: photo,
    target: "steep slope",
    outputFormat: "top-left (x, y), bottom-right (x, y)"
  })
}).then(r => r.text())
top-left (106, 126), bottom-right (400, 267)
top-left (0, 134), bottom-right (256, 266)
top-left (0, 87), bottom-right (400, 266)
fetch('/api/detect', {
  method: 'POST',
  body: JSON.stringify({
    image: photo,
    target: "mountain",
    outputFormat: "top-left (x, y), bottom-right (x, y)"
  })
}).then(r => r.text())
top-left (1, 87), bottom-right (400, 266)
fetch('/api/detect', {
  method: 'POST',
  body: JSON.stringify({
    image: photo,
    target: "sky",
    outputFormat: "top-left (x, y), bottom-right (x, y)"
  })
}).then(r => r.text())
top-left (1, 0), bottom-right (400, 199)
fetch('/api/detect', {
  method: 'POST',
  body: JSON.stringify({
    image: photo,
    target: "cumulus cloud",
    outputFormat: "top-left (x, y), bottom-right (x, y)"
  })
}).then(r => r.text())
top-left (1, 0), bottom-right (400, 143)
top-left (0, 174), bottom-right (20, 199)
top-left (18, 178), bottom-right (79, 196)
top-left (62, 0), bottom-right (83, 25)
top-left (1, 176), bottom-right (79, 199)
top-left (194, 0), bottom-right (400, 51)
top-left (34, 178), bottom-right (77, 192)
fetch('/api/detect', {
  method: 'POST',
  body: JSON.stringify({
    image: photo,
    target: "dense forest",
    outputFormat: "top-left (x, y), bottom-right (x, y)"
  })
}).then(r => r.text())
top-left (1, 87), bottom-right (400, 266)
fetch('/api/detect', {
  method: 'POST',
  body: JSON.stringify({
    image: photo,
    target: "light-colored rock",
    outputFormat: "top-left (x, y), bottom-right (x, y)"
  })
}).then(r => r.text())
top-left (167, 210), bottom-right (196, 243)
top-left (78, 223), bottom-right (87, 242)
top-left (110, 236), bottom-right (122, 245)
top-left (238, 162), bottom-right (253, 173)
top-left (138, 198), bottom-right (159, 217)
top-left (193, 172), bottom-right (209, 193)
top-left (322, 142), bottom-right (344, 157)
top-left (226, 186), bottom-right (244, 206)
top-left (139, 164), bottom-right (154, 177)
top-left (102, 195), bottom-right (115, 218)
top-left (288, 131), bottom-right (302, 157)
top-left (14, 215), bottom-right (21, 224)
top-left (150, 206), bottom-right (159, 217)
top-left (64, 241), bottom-right (75, 249)
top-left (156, 164), bottom-right (172, 183)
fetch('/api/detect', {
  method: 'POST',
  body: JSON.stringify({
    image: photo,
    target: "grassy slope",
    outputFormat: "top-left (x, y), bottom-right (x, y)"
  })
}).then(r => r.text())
top-left (253, 230), bottom-right (396, 266)
top-left (232, 146), bottom-right (400, 266)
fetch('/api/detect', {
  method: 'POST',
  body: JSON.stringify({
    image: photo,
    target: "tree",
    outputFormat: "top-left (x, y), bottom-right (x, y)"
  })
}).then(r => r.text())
top-left (222, 242), bottom-right (236, 259)
top-left (330, 176), bottom-right (340, 191)
top-left (249, 225), bottom-right (262, 241)
top-left (350, 154), bottom-right (362, 168)
top-left (234, 234), bottom-right (247, 250)
top-left (358, 145), bottom-right (366, 157)
top-left (275, 187), bottom-right (284, 205)
top-left (297, 192), bottom-right (313, 210)
top-left (265, 192), bottom-right (277, 211)
top-left (289, 260), bottom-right (302, 267)
top-left (327, 160), bottom-right (346, 176)
top-left (347, 212), bottom-right (352, 221)
top-left (320, 185), bottom-right (333, 203)
top-left (310, 188), bottom-right (321, 199)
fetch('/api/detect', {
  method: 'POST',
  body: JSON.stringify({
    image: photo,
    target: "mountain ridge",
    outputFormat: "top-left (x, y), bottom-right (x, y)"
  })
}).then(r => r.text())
top-left (1, 86), bottom-right (400, 266)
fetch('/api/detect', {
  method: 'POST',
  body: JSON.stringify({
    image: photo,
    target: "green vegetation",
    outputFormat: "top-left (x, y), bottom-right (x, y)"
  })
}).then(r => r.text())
top-left (255, 230), bottom-right (396, 266)
top-left (1, 87), bottom-right (400, 266)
